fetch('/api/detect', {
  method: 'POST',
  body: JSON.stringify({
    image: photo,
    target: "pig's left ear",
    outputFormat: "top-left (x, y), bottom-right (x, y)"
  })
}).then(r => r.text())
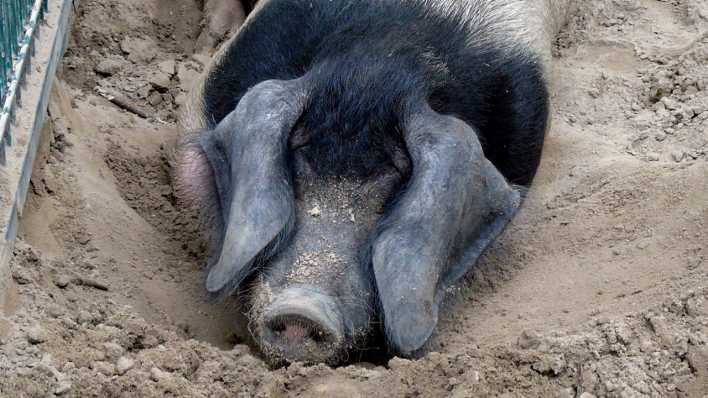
top-left (372, 102), bottom-right (521, 357)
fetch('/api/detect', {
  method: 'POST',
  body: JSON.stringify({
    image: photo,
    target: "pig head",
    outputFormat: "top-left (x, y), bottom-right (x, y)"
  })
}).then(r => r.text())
top-left (175, 78), bottom-right (521, 364)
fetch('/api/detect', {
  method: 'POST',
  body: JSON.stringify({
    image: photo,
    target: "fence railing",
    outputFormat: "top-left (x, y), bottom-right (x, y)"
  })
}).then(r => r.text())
top-left (0, 0), bottom-right (49, 164)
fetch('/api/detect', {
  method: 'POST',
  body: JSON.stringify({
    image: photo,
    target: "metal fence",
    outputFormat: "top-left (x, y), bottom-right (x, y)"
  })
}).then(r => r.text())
top-left (0, 0), bottom-right (49, 164)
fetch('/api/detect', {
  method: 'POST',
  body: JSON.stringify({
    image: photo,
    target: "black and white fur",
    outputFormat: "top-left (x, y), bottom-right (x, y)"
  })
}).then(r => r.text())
top-left (177, 0), bottom-right (576, 363)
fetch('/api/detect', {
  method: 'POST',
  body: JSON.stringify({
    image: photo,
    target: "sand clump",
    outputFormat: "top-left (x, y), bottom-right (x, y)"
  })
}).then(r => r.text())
top-left (0, 0), bottom-right (707, 397)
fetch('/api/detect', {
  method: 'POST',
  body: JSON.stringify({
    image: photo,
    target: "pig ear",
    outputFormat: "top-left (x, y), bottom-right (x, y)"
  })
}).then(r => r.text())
top-left (174, 130), bottom-right (230, 239)
top-left (205, 79), bottom-right (307, 295)
top-left (372, 103), bottom-right (521, 357)
top-left (198, 129), bottom-right (233, 221)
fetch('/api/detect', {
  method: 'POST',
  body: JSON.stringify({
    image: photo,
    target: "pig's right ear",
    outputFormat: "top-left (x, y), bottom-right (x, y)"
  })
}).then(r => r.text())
top-left (174, 128), bottom-right (231, 237)
top-left (205, 79), bottom-right (308, 296)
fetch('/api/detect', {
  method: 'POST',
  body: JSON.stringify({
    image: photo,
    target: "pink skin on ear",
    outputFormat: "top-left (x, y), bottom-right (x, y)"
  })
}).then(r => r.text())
top-left (174, 138), bottom-right (218, 215)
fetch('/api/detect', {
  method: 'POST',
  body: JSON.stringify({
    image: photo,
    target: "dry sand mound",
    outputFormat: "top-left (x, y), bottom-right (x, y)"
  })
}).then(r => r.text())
top-left (0, 0), bottom-right (706, 397)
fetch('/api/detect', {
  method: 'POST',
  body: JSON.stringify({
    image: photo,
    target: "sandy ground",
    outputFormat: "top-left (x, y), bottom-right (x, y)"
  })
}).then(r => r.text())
top-left (0, 0), bottom-right (707, 396)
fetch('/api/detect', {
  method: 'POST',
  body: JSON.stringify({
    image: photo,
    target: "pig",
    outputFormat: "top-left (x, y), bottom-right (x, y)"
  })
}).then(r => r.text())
top-left (176, 0), bottom-right (576, 364)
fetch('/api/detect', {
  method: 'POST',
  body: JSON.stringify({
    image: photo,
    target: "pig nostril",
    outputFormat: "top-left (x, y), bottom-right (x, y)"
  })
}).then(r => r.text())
top-left (259, 287), bottom-right (346, 363)
top-left (310, 329), bottom-right (327, 343)
top-left (265, 314), bottom-right (334, 345)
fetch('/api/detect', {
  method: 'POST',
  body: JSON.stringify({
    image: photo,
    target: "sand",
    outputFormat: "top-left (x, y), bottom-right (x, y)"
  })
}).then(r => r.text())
top-left (0, 0), bottom-right (706, 396)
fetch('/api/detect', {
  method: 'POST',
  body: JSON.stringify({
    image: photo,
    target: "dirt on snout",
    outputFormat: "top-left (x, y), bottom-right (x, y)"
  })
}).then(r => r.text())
top-left (1, 0), bottom-right (707, 397)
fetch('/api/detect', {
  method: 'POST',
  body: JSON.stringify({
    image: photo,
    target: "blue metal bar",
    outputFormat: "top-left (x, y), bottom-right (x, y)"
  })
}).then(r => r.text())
top-left (2, 0), bottom-right (45, 103)
top-left (0, 0), bottom-right (50, 165)
top-left (0, 5), bottom-right (7, 102)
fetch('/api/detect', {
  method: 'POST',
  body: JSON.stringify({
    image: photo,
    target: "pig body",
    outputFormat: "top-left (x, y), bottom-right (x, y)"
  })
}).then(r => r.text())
top-left (177, 0), bottom-right (575, 364)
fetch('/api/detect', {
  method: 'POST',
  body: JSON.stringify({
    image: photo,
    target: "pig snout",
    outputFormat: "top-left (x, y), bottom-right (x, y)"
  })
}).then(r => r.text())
top-left (255, 286), bottom-right (347, 364)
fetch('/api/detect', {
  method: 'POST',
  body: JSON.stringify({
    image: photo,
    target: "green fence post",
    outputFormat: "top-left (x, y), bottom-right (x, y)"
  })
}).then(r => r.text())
top-left (10, 1), bottom-right (18, 54)
top-left (0, 3), bottom-right (7, 102)
top-left (1, 0), bottom-right (52, 163)
top-left (2, 1), bottom-right (13, 100)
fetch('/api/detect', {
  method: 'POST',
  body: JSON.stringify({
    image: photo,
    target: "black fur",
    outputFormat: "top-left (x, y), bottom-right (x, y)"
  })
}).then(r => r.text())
top-left (202, 0), bottom-right (549, 185)
top-left (241, 0), bottom-right (258, 13)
